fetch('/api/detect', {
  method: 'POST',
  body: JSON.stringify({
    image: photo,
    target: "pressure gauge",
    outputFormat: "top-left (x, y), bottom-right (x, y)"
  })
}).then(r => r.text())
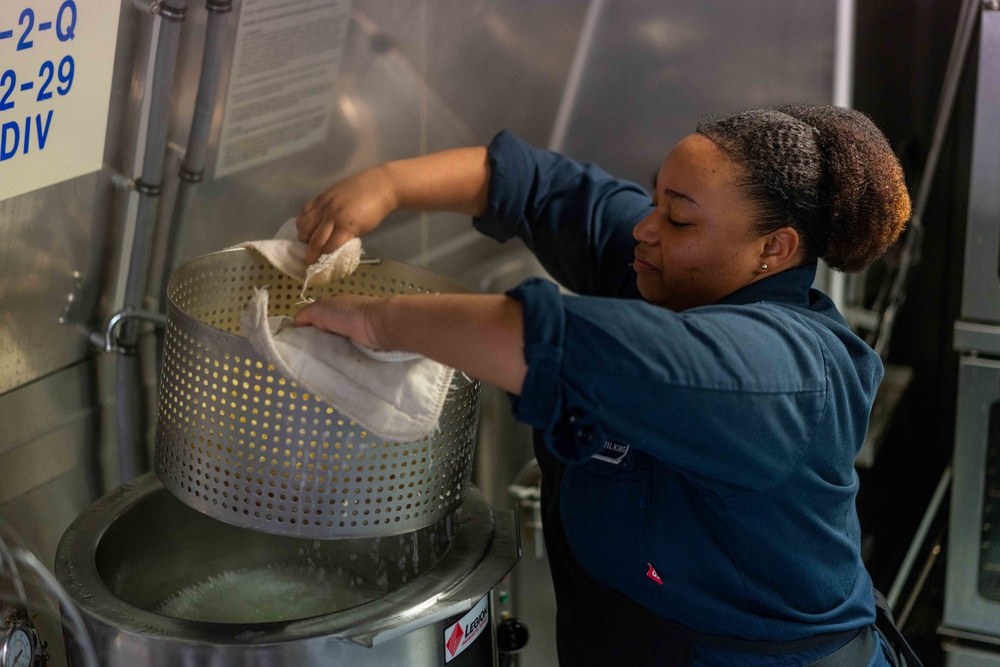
top-left (0, 625), bottom-right (33, 667)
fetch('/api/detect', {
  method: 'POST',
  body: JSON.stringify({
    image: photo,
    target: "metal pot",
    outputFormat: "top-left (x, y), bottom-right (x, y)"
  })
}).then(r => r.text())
top-left (55, 473), bottom-right (518, 666)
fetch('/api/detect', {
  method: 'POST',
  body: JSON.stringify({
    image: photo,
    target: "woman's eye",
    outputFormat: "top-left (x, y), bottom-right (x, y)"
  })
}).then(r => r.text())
top-left (668, 218), bottom-right (691, 228)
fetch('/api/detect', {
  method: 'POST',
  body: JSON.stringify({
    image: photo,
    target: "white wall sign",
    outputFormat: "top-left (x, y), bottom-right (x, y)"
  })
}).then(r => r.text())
top-left (214, 0), bottom-right (353, 178)
top-left (0, 0), bottom-right (121, 201)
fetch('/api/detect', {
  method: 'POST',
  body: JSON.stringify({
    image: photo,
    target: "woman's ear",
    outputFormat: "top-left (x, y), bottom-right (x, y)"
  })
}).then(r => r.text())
top-left (760, 227), bottom-right (800, 269)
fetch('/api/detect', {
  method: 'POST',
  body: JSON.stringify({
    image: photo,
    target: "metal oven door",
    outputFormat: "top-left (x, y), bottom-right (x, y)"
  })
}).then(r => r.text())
top-left (944, 355), bottom-right (1000, 636)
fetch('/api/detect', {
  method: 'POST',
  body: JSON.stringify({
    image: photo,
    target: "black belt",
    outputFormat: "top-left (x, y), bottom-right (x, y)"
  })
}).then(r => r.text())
top-left (801, 615), bottom-right (923, 667)
top-left (620, 586), bottom-right (922, 667)
top-left (804, 626), bottom-right (874, 667)
top-left (685, 587), bottom-right (924, 667)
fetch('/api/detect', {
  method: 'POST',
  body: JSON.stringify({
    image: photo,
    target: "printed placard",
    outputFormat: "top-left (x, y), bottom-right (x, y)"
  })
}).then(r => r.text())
top-left (0, 0), bottom-right (121, 201)
top-left (214, 0), bottom-right (352, 177)
top-left (444, 595), bottom-right (489, 663)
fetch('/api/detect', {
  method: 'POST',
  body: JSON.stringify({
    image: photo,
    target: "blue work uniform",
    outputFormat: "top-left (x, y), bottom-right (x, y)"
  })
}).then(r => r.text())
top-left (473, 131), bottom-right (893, 666)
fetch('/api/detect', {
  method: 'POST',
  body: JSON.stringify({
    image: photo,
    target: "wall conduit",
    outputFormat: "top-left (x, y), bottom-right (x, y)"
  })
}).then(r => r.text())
top-left (114, 0), bottom-right (188, 483)
top-left (158, 0), bottom-right (233, 311)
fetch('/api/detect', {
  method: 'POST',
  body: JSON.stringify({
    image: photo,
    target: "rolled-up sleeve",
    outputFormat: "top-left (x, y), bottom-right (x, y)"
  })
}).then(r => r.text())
top-left (505, 277), bottom-right (833, 491)
top-left (474, 130), bottom-right (650, 298)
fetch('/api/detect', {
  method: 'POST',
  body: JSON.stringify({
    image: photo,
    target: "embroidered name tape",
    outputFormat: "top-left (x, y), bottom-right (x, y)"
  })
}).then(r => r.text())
top-left (591, 440), bottom-right (631, 465)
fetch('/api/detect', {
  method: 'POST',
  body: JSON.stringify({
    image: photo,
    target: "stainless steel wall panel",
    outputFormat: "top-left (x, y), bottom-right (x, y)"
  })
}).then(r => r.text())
top-left (0, 361), bottom-right (99, 560)
top-left (160, 0), bottom-right (591, 283)
top-left (353, 0), bottom-right (589, 148)
top-left (559, 0), bottom-right (836, 186)
top-left (960, 9), bottom-right (1000, 324)
top-left (0, 173), bottom-right (113, 395)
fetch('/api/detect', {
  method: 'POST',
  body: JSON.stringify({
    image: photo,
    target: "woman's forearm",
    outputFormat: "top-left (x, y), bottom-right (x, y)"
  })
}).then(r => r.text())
top-left (295, 293), bottom-right (527, 395)
top-left (297, 146), bottom-right (490, 263)
top-left (381, 147), bottom-right (490, 217)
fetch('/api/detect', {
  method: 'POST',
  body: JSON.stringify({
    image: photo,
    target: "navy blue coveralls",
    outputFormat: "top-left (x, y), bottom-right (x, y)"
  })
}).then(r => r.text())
top-left (472, 131), bottom-right (893, 666)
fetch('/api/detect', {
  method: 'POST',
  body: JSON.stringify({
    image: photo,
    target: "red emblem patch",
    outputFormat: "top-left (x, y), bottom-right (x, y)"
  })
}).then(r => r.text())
top-left (446, 622), bottom-right (464, 657)
top-left (646, 563), bottom-right (663, 585)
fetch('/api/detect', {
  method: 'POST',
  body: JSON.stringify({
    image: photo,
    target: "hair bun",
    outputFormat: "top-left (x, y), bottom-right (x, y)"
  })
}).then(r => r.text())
top-left (697, 105), bottom-right (911, 273)
top-left (774, 105), bottom-right (911, 272)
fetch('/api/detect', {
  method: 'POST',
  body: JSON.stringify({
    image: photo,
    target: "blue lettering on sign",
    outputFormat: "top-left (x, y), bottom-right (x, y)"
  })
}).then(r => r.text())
top-left (0, 111), bottom-right (54, 161)
top-left (35, 110), bottom-right (51, 148)
top-left (1, 122), bottom-right (17, 161)
top-left (57, 1), bottom-right (77, 42)
top-left (0, 2), bottom-right (84, 176)
top-left (17, 8), bottom-right (34, 51)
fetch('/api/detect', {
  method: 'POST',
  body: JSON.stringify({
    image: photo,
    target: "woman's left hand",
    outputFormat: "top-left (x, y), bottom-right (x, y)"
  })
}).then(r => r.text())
top-left (295, 292), bottom-right (527, 395)
top-left (295, 295), bottom-right (387, 350)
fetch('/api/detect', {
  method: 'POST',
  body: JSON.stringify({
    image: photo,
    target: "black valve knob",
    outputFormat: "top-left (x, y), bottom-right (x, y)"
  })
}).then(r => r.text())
top-left (496, 617), bottom-right (529, 654)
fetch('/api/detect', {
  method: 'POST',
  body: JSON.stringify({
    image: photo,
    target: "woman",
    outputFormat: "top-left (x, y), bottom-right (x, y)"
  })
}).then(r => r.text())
top-left (294, 105), bottom-right (912, 666)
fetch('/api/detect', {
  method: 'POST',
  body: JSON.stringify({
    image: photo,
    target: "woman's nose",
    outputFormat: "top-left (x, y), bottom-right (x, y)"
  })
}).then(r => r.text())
top-left (633, 210), bottom-right (659, 244)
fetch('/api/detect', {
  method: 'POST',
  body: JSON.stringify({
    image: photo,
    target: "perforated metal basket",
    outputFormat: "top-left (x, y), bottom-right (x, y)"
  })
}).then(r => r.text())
top-left (154, 248), bottom-right (482, 539)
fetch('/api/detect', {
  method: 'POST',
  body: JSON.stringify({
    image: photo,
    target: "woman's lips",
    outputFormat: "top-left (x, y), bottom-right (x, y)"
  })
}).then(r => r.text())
top-left (633, 251), bottom-right (656, 272)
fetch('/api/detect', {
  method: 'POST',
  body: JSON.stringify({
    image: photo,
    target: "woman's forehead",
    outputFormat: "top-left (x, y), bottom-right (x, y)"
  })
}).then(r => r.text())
top-left (657, 134), bottom-right (742, 202)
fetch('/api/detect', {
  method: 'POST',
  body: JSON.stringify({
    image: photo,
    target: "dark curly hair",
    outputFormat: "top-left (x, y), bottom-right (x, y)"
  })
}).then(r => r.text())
top-left (696, 105), bottom-right (911, 273)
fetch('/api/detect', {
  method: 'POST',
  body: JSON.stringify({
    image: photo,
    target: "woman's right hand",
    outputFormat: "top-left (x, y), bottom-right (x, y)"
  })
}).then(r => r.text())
top-left (296, 165), bottom-right (398, 265)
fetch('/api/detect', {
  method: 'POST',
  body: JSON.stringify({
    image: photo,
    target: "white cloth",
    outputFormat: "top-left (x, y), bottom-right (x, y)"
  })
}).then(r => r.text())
top-left (240, 284), bottom-right (455, 442)
top-left (237, 218), bottom-right (362, 297)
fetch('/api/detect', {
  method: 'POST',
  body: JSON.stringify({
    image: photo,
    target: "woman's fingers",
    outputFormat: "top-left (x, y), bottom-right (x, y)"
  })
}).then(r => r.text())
top-left (296, 168), bottom-right (395, 264)
top-left (305, 223), bottom-right (355, 265)
top-left (296, 192), bottom-right (329, 242)
top-left (295, 295), bottom-right (382, 349)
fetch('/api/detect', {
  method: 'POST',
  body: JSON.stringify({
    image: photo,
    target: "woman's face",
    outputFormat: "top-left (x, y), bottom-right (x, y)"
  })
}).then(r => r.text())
top-left (631, 133), bottom-right (769, 311)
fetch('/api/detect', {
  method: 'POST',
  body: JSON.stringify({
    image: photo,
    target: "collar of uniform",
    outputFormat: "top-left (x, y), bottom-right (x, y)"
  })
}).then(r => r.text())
top-left (715, 260), bottom-right (818, 308)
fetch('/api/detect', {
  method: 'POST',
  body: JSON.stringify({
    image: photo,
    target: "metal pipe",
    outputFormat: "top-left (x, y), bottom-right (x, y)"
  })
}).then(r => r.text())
top-left (824, 0), bottom-right (856, 314)
top-left (896, 529), bottom-right (944, 629)
top-left (90, 309), bottom-right (168, 354)
top-left (112, 17), bottom-right (159, 312)
top-left (116, 1), bottom-right (188, 483)
top-left (158, 0), bottom-right (233, 311)
top-left (886, 465), bottom-right (951, 609)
